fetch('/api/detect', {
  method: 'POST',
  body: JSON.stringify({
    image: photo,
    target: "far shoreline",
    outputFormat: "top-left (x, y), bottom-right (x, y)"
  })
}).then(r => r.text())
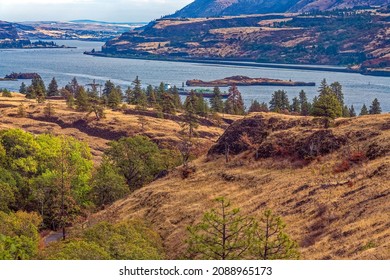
top-left (84, 51), bottom-right (390, 77)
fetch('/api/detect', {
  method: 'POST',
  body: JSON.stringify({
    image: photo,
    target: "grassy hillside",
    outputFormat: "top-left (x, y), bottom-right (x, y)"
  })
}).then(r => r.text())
top-left (90, 112), bottom-right (390, 260)
top-left (99, 9), bottom-right (390, 75)
top-left (0, 93), bottom-right (232, 163)
top-left (1, 93), bottom-right (389, 260)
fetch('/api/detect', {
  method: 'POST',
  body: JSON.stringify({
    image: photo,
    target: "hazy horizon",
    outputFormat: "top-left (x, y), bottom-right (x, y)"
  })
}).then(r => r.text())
top-left (0, 0), bottom-right (193, 22)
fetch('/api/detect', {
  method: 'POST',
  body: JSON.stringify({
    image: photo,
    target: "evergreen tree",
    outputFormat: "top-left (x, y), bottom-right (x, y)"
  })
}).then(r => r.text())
top-left (360, 104), bottom-right (368, 116)
top-left (145, 85), bottom-right (156, 106)
top-left (195, 93), bottom-right (209, 117)
top-left (171, 86), bottom-right (182, 110)
top-left (31, 76), bottom-right (46, 103)
top-left (251, 210), bottom-right (299, 260)
top-left (19, 82), bottom-right (27, 94)
top-left (269, 90), bottom-right (290, 112)
top-left (312, 93), bottom-right (343, 119)
top-left (291, 97), bottom-right (301, 113)
top-left (132, 76), bottom-right (147, 107)
top-left (75, 86), bottom-right (90, 111)
top-left (225, 85), bottom-right (245, 115)
top-left (369, 98), bottom-right (381, 115)
top-left (156, 82), bottom-right (165, 101)
top-left (125, 87), bottom-right (133, 104)
top-left (210, 87), bottom-right (224, 113)
top-left (60, 88), bottom-right (75, 109)
top-left (318, 78), bottom-right (329, 95)
top-left (47, 77), bottom-right (59, 97)
top-left (349, 105), bottom-right (356, 117)
top-left (248, 100), bottom-right (268, 113)
top-left (299, 90), bottom-right (311, 116)
top-left (65, 77), bottom-right (80, 95)
top-left (107, 86), bottom-right (122, 110)
top-left (187, 197), bottom-right (254, 260)
top-left (182, 96), bottom-right (199, 139)
top-left (342, 105), bottom-right (350, 118)
top-left (160, 92), bottom-right (176, 115)
top-left (103, 80), bottom-right (115, 99)
top-left (330, 81), bottom-right (344, 105)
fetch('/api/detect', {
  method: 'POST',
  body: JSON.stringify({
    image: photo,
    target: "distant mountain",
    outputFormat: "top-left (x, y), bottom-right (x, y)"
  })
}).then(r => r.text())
top-left (169, 0), bottom-right (389, 18)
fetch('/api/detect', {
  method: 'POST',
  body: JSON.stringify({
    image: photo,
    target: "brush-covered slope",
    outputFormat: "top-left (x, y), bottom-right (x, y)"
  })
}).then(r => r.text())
top-left (169, 0), bottom-right (389, 18)
top-left (92, 113), bottom-right (390, 260)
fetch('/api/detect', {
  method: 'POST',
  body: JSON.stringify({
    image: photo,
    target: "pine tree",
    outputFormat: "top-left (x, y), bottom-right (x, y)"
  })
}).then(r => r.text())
top-left (31, 76), bottom-right (46, 103)
top-left (182, 97), bottom-right (199, 139)
top-left (225, 85), bottom-right (245, 115)
top-left (107, 86), bottom-right (122, 109)
top-left (299, 90), bottom-right (311, 116)
top-left (75, 86), bottom-right (90, 111)
top-left (103, 80), bottom-right (115, 99)
top-left (195, 93), bottom-right (209, 117)
top-left (312, 93), bottom-right (343, 119)
top-left (369, 98), bottom-right (381, 115)
top-left (146, 85), bottom-right (156, 106)
top-left (269, 90), bottom-right (290, 112)
top-left (125, 87), bottom-right (133, 104)
top-left (330, 81), bottom-right (344, 105)
top-left (342, 105), bottom-right (350, 118)
top-left (66, 77), bottom-right (80, 95)
top-left (349, 105), bottom-right (356, 117)
top-left (156, 82), bottom-right (165, 101)
top-left (291, 97), bottom-right (301, 113)
top-left (132, 76), bottom-right (147, 107)
top-left (187, 197), bottom-right (254, 260)
top-left (44, 102), bottom-right (56, 118)
top-left (360, 104), bottom-right (368, 116)
top-left (248, 100), bottom-right (268, 113)
top-left (47, 77), bottom-right (59, 97)
top-left (251, 210), bottom-right (299, 260)
top-left (210, 87), bottom-right (224, 113)
top-left (19, 82), bottom-right (27, 94)
top-left (171, 86), bottom-right (182, 110)
top-left (160, 92), bottom-right (176, 115)
top-left (318, 78), bottom-right (329, 95)
top-left (26, 85), bottom-right (36, 99)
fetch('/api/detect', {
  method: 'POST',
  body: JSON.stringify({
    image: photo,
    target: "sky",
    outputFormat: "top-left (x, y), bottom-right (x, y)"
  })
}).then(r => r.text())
top-left (0, 0), bottom-right (194, 22)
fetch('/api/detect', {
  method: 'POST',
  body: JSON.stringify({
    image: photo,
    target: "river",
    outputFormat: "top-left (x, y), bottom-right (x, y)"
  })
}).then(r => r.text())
top-left (0, 40), bottom-right (389, 112)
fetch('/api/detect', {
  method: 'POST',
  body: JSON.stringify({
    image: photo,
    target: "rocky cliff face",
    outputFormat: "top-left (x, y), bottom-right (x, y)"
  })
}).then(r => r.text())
top-left (169, 0), bottom-right (389, 18)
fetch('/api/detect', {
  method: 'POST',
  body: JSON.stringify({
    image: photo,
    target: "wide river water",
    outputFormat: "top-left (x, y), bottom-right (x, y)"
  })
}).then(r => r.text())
top-left (0, 40), bottom-right (389, 112)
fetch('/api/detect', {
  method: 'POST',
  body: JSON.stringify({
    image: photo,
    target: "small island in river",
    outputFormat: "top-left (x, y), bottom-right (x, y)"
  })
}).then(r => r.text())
top-left (186, 75), bottom-right (316, 87)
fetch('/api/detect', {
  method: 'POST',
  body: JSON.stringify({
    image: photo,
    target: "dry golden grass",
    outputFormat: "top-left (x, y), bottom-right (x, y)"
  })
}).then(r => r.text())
top-left (0, 94), bottom-right (232, 163)
top-left (91, 113), bottom-right (390, 260)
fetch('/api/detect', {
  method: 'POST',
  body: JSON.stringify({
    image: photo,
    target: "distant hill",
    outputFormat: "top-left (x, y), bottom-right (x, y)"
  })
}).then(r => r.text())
top-left (99, 9), bottom-right (390, 75)
top-left (0, 21), bottom-right (31, 47)
top-left (169, 0), bottom-right (389, 18)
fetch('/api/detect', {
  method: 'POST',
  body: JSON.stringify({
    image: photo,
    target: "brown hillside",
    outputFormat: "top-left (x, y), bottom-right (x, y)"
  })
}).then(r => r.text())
top-left (0, 94), bottom-right (230, 163)
top-left (91, 112), bottom-right (390, 260)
